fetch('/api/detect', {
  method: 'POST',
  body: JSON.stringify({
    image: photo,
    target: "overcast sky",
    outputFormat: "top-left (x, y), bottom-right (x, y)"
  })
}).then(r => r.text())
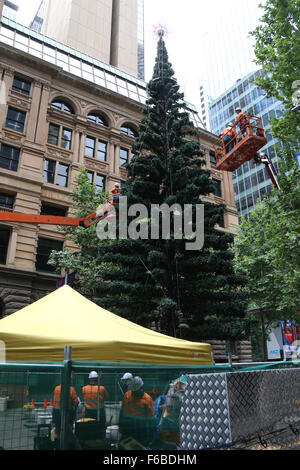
top-left (15, 0), bottom-right (266, 109)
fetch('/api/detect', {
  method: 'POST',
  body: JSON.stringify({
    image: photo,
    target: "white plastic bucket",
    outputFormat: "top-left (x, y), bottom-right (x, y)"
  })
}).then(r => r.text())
top-left (105, 403), bottom-right (121, 425)
top-left (0, 397), bottom-right (8, 412)
top-left (36, 410), bottom-right (52, 425)
top-left (106, 425), bottom-right (121, 442)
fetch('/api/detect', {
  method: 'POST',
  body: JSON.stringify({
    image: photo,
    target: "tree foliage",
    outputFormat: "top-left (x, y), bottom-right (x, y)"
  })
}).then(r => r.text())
top-left (233, 0), bottom-right (300, 350)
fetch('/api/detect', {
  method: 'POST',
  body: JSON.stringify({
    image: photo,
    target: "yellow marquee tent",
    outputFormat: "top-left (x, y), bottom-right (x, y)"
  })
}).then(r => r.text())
top-left (0, 285), bottom-right (212, 364)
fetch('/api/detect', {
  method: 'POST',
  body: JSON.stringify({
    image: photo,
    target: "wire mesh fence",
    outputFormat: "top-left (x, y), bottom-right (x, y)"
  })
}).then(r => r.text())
top-left (0, 361), bottom-right (231, 450)
top-left (1, 360), bottom-right (300, 451)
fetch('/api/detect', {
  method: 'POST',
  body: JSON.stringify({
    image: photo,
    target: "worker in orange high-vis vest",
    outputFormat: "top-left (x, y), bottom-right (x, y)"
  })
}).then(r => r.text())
top-left (234, 107), bottom-right (250, 138)
top-left (82, 371), bottom-right (108, 439)
top-left (221, 122), bottom-right (237, 154)
top-left (119, 376), bottom-right (156, 446)
top-left (52, 384), bottom-right (79, 437)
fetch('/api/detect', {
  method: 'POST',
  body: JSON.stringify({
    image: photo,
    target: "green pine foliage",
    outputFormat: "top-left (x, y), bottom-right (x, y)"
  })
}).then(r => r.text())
top-left (50, 35), bottom-right (249, 340)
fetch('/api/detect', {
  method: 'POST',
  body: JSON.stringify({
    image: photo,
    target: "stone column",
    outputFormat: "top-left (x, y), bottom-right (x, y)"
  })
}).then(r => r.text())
top-left (0, 67), bottom-right (13, 131)
top-left (108, 141), bottom-right (115, 174)
top-left (34, 82), bottom-right (51, 146)
top-left (6, 225), bottom-right (18, 267)
top-left (78, 129), bottom-right (86, 165)
top-left (114, 143), bottom-right (120, 176)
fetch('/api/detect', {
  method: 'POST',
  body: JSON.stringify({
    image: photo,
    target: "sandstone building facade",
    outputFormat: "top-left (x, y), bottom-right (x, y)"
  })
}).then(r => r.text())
top-left (0, 16), bottom-right (251, 362)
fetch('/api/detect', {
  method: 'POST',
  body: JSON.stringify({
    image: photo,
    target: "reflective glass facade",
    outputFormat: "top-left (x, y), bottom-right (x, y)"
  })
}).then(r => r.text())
top-left (137, 0), bottom-right (145, 80)
top-left (209, 69), bottom-right (283, 220)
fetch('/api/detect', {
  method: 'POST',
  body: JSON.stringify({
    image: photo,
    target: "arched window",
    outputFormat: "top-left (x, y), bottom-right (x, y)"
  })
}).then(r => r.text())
top-left (51, 99), bottom-right (75, 114)
top-left (120, 124), bottom-right (138, 137)
top-left (87, 112), bottom-right (108, 127)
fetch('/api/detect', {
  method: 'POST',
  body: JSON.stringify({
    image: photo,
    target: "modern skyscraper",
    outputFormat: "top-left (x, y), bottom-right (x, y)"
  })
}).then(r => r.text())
top-left (209, 69), bottom-right (284, 220)
top-left (29, 0), bottom-right (46, 33)
top-left (199, 85), bottom-right (213, 131)
top-left (30, 0), bottom-right (144, 79)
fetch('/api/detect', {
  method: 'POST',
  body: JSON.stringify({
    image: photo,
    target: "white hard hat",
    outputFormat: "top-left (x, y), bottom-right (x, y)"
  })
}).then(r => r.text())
top-left (121, 372), bottom-right (133, 381)
top-left (89, 371), bottom-right (98, 379)
top-left (235, 107), bottom-right (242, 112)
top-left (228, 122), bottom-right (233, 127)
top-left (129, 376), bottom-right (144, 392)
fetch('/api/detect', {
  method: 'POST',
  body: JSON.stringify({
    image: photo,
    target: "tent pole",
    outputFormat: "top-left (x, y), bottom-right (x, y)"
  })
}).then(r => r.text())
top-left (60, 346), bottom-right (72, 450)
top-left (97, 370), bottom-right (100, 422)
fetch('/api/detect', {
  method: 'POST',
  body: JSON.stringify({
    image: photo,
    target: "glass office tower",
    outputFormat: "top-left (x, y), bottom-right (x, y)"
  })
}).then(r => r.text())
top-left (209, 69), bottom-right (283, 221)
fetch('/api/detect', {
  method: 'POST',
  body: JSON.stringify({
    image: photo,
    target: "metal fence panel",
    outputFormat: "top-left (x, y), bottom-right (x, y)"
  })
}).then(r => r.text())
top-left (180, 367), bottom-right (300, 450)
top-left (180, 373), bottom-right (231, 450)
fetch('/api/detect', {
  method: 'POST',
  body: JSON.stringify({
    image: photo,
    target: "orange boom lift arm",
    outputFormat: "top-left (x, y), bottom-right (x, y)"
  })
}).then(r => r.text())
top-left (0, 189), bottom-right (119, 227)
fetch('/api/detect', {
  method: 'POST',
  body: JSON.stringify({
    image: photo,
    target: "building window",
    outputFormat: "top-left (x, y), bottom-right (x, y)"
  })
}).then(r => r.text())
top-left (97, 140), bottom-right (107, 161)
top-left (244, 176), bottom-right (251, 190)
top-left (47, 123), bottom-right (73, 150)
top-left (56, 163), bottom-right (69, 187)
top-left (44, 159), bottom-right (69, 187)
top-left (213, 179), bottom-right (222, 198)
top-left (253, 191), bottom-right (260, 204)
top-left (95, 174), bottom-right (106, 191)
top-left (238, 180), bottom-right (245, 193)
top-left (120, 148), bottom-right (129, 167)
top-left (85, 137), bottom-right (95, 158)
top-left (50, 99), bottom-right (74, 114)
top-left (87, 113), bottom-right (108, 127)
top-left (12, 76), bottom-right (31, 95)
top-left (87, 171), bottom-right (94, 184)
top-left (87, 172), bottom-right (106, 191)
top-left (240, 197), bottom-right (247, 211)
top-left (251, 173), bottom-right (258, 186)
top-left (0, 192), bottom-right (14, 210)
top-left (48, 123), bottom-right (60, 146)
top-left (5, 107), bottom-right (26, 133)
top-left (0, 228), bottom-right (10, 265)
top-left (257, 169), bottom-right (265, 184)
top-left (218, 212), bottom-right (225, 228)
top-left (120, 124), bottom-right (137, 137)
top-left (36, 237), bottom-right (63, 272)
top-left (247, 194), bottom-right (254, 208)
top-left (209, 151), bottom-right (216, 167)
top-left (41, 204), bottom-right (67, 217)
top-left (0, 144), bottom-right (20, 172)
top-left (61, 128), bottom-right (72, 150)
top-left (85, 136), bottom-right (107, 161)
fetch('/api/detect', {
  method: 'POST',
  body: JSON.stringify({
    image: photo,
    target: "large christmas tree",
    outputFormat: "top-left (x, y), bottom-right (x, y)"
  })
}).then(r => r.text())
top-left (51, 31), bottom-right (249, 342)
top-left (91, 30), bottom-right (249, 340)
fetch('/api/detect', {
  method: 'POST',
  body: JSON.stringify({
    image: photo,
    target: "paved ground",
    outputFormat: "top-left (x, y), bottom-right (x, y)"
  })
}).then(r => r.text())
top-left (0, 408), bottom-right (37, 450)
top-left (1, 407), bottom-right (300, 451)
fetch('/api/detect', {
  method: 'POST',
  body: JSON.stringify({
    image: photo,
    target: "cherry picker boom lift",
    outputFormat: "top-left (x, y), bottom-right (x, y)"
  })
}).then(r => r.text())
top-left (214, 113), bottom-right (280, 190)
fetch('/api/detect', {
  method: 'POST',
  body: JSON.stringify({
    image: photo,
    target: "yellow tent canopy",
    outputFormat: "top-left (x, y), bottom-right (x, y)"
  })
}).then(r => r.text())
top-left (0, 285), bottom-right (212, 365)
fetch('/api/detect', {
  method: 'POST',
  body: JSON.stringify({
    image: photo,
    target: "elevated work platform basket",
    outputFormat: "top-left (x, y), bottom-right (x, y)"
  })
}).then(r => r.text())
top-left (214, 114), bottom-right (267, 172)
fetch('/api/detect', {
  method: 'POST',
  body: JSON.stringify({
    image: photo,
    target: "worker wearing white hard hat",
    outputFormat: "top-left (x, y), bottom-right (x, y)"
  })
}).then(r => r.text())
top-left (121, 372), bottom-right (133, 381)
top-left (89, 371), bottom-right (98, 379)
top-left (81, 371), bottom-right (109, 439)
top-left (119, 376), bottom-right (156, 446)
top-left (120, 372), bottom-right (133, 395)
